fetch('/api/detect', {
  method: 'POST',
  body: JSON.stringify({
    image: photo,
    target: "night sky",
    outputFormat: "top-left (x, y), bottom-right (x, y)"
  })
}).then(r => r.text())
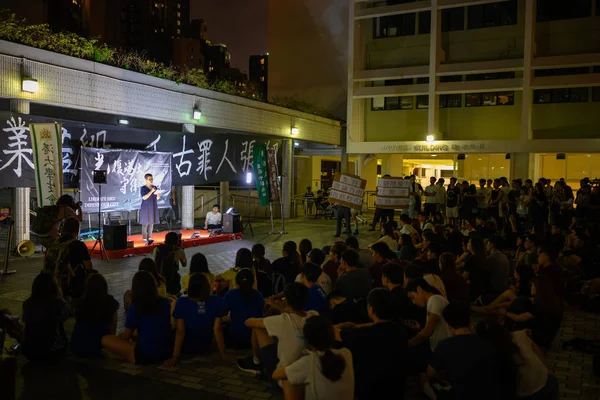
top-left (191, 0), bottom-right (268, 73)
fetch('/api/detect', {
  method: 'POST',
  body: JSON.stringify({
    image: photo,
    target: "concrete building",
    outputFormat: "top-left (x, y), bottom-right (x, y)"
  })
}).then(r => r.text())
top-left (249, 54), bottom-right (269, 99)
top-left (347, 0), bottom-right (600, 192)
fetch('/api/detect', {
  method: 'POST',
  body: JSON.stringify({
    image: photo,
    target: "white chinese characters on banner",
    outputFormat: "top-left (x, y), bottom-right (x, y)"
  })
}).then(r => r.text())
top-left (1, 117), bottom-right (34, 178)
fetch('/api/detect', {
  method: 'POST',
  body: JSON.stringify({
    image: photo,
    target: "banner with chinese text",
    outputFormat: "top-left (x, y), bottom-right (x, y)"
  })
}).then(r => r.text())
top-left (79, 147), bottom-right (172, 213)
top-left (253, 144), bottom-right (270, 206)
top-left (267, 147), bottom-right (280, 202)
top-left (328, 172), bottom-right (366, 210)
top-left (375, 177), bottom-right (410, 209)
top-left (29, 123), bottom-right (63, 207)
top-left (0, 113), bottom-right (281, 189)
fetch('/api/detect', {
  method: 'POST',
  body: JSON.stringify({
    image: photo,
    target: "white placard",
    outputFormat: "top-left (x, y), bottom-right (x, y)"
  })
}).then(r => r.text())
top-left (377, 187), bottom-right (409, 197)
top-left (329, 190), bottom-right (363, 206)
top-left (332, 180), bottom-right (365, 197)
top-left (339, 174), bottom-right (364, 188)
top-left (377, 178), bottom-right (411, 188)
top-left (375, 196), bottom-right (410, 208)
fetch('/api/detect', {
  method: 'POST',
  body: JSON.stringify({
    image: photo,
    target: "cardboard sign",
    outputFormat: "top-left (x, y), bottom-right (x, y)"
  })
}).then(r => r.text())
top-left (377, 187), bottom-right (409, 197)
top-left (328, 172), bottom-right (367, 210)
top-left (377, 177), bottom-right (411, 188)
top-left (375, 196), bottom-right (410, 208)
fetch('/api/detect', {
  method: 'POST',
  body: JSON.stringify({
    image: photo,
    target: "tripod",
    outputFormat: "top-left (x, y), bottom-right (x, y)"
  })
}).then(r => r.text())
top-left (90, 184), bottom-right (109, 262)
top-left (243, 186), bottom-right (254, 237)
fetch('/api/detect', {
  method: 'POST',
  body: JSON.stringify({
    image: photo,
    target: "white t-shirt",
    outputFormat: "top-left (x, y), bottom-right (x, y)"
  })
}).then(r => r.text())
top-left (512, 330), bottom-right (548, 397)
top-left (425, 185), bottom-right (438, 203)
top-left (400, 224), bottom-right (417, 236)
top-left (264, 312), bottom-right (317, 368)
top-left (424, 274), bottom-right (447, 299)
top-left (426, 294), bottom-right (452, 351)
top-left (380, 235), bottom-right (398, 252)
top-left (205, 211), bottom-right (222, 225)
top-left (286, 349), bottom-right (354, 400)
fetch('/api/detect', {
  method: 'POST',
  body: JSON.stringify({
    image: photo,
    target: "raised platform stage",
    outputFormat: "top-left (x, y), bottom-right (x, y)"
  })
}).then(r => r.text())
top-left (84, 229), bottom-right (242, 259)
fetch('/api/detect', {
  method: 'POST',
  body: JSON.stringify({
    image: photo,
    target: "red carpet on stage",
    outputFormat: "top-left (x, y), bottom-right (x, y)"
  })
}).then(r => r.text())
top-left (84, 230), bottom-right (243, 259)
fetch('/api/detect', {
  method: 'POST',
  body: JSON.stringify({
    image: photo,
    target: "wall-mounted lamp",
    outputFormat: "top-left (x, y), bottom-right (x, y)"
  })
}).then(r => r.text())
top-left (119, 119), bottom-right (129, 125)
top-left (291, 127), bottom-right (299, 135)
top-left (246, 172), bottom-right (253, 184)
top-left (193, 108), bottom-right (201, 120)
top-left (22, 76), bottom-right (39, 93)
top-left (426, 134), bottom-right (435, 143)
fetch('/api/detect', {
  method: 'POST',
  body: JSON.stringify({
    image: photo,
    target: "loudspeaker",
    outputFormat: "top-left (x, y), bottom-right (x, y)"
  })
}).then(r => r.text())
top-left (505, 153), bottom-right (511, 160)
top-left (556, 153), bottom-right (566, 160)
top-left (103, 224), bottom-right (127, 250)
top-left (222, 213), bottom-right (242, 234)
top-left (457, 153), bottom-right (466, 160)
top-left (17, 240), bottom-right (35, 257)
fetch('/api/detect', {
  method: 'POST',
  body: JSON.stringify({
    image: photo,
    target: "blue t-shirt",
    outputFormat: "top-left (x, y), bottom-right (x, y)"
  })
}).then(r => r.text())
top-left (125, 297), bottom-right (173, 359)
top-left (71, 295), bottom-right (119, 358)
top-left (222, 289), bottom-right (264, 345)
top-left (305, 285), bottom-right (330, 318)
top-left (173, 295), bottom-right (224, 354)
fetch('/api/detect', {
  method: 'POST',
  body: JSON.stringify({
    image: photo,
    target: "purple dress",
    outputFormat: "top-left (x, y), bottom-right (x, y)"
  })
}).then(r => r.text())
top-left (140, 186), bottom-right (159, 224)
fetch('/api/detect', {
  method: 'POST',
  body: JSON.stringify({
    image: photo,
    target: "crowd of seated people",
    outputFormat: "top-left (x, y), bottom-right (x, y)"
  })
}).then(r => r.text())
top-left (12, 176), bottom-right (600, 399)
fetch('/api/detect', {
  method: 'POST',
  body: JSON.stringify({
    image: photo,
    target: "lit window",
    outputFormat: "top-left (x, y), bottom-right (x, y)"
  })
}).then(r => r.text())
top-left (178, 3), bottom-right (181, 8)
top-left (177, 21), bottom-right (180, 26)
top-left (260, 76), bottom-right (264, 82)
top-left (177, 29), bottom-right (180, 34)
top-left (260, 58), bottom-right (264, 65)
top-left (177, 12), bottom-right (181, 17)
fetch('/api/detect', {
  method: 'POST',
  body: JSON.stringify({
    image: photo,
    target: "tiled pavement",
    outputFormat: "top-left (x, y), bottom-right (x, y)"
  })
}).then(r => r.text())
top-left (2, 218), bottom-right (600, 399)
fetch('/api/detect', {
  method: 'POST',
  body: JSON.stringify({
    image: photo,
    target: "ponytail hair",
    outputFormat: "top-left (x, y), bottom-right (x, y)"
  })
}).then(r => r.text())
top-left (303, 316), bottom-right (346, 382)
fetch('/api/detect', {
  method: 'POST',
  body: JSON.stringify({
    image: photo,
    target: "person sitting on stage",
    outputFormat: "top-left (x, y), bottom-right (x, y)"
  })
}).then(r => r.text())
top-left (204, 204), bottom-right (222, 231)
top-left (163, 273), bottom-right (229, 366)
top-left (222, 268), bottom-right (265, 349)
top-left (182, 253), bottom-right (215, 295)
top-left (102, 271), bottom-right (172, 365)
top-left (153, 232), bottom-right (187, 295)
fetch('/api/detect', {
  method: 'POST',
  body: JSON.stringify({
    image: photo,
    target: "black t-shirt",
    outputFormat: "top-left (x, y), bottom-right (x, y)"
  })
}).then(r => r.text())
top-left (334, 268), bottom-right (372, 300)
top-left (271, 256), bottom-right (300, 285)
top-left (340, 322), bottom-right (408, 399)
top-left (429, 334), bottom-right (502, 400)
top-left (446, 186), bottom-right (461, 208)
top-left (538, 263), bottom-right (565, 299)
top-left (55, 235), bottom-right (91, 268)
top-left (464, 255), bottom-right (490, 300)
top-left (22, 297), bottom-right (68, 360)
top-left (390, 286), bottom-right (426, 329)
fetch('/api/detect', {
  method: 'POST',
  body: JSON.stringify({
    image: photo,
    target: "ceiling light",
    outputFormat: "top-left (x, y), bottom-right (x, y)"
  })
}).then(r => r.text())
top-left (193, 108), bottom-right (201, 120)
top-left (426, 134), bottom-right (435, 143)
top-left (22, 77), bottom-right (38, 93)
top-left (119, 119), bottom-right (129, 125)
top-left (431, 154), bottom-right (437, 157)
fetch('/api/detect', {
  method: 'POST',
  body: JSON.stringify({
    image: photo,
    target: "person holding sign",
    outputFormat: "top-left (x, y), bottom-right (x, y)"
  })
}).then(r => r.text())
top-left (140, 173), bottom-right (161, 245)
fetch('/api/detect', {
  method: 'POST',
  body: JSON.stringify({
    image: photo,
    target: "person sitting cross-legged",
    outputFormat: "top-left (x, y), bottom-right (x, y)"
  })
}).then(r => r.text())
top-left (237, 283), bottom-right (313, 382)
top-left (300, 263), bottom-right (331, 318)
top-left (163, 273), bottom-right (229, 366)
top-left (102, 271), bottom-right (172, 365)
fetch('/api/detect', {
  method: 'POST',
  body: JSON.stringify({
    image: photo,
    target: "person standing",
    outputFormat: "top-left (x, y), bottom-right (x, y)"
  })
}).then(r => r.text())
top-left (408, 175), bottom-right (423, 219)
top-left (423, 177), bottom-right (438, 218)
top-left (140, 174), bottom-right (160, 245)
top-left (445, 177), bottom-right (461, 226)
top-left (335, 205), bottom-right (352, 238)
top-left (436, 178), bottom-right (446, 223)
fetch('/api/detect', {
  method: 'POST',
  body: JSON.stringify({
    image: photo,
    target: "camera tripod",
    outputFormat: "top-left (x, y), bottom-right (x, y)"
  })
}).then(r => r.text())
top-left (90, 183), bottom-right (109, 262)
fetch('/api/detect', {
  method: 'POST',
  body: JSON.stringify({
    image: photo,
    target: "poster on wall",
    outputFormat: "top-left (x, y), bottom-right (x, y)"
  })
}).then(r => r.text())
top-left (0, 113), bottom-right (281, 189)
top-left (328, 172), bottom-right (366, 211)
top-left (79, 147), bottom-right (172, 213)
top-left (375, 177), bottom-right (410, 209)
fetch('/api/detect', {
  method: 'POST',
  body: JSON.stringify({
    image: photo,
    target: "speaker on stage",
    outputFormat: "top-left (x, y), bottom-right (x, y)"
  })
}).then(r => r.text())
top-left (222, 212), bottom-right (242, 234)
top-left (103, 224), bottom-right (127, 250)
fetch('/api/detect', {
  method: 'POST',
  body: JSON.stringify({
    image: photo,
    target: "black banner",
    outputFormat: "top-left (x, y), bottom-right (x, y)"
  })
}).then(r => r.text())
top-left (0, 113), bottom-right (282, 189)
top-left (80, 148), bottom-right (172, 213)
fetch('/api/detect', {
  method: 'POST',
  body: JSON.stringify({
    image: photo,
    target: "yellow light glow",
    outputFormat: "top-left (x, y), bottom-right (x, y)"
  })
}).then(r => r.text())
top-left (291, 127), bottom-right (299, 135)
top-left (22, 77), bottom-right (38, 93)
top-left (426, 134), bottom-right (435, 143)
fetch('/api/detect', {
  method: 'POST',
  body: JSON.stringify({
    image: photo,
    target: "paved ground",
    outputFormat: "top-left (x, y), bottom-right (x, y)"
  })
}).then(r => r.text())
top-left (1, 217), bottom-right (600, 399)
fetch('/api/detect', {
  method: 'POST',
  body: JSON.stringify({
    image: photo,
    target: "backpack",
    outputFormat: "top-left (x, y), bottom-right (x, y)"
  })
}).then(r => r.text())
top-left (158, 249), bottom-right (181, 295)
top-left (43, 238), bottom-right (85, 297)
top-left (31, 206), bottom-right (60, 236)
top-left (272, 272), bottom-right (286, 295)
top-left (256, 268), bottom-right (273, 298)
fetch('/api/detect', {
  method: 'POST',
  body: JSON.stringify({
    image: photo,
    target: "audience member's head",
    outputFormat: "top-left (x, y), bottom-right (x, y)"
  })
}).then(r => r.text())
top-left (138, 258), bottom-right (164, 285)
top-left (400, 214), bottom-right (411, 225)
top-left (367, 288), bottom-right (399, 322)
top-left (439, 252), bottom-right (456, 276)
top-left (537, 246), bottom-right (558, 268)
top-left (340, 249), bottom-right (360, 270)
top-left (282, 241), bottom-right (298, 258)
top-left (344, 236), bottom-right (359, 250)
top-left (382, 222), bottom-right (394, 238)
top-left (404, 263), bottom-right (424, 286)
top-left (442, 302), bottom-right (471, 333)
top-left (514, 264), bottom-right (534, 297)
top-left (322, 245), bottom-right (332, 257)
top-left (131, 270), bottom-right (161, 315)
top-left (468, 235), bottom-right (486, 256)
top-left (330, 243), bottom-right (347, 263)
top-left (56, 194), bottom-right (77, 208)
top-left (284, 282), bottom-right (310, 311)
top-left (235, 248), bottom-right (254, 270)
top-left (251, 243), bottom-right (266, 260)
top-left (29, 272), bottom-right (59, 303)
top-left (62, 217), bottom-right (81, 236)
top-left (76, 273), bottom-right (112, 323)
top-left (524, 234), bottom-right (538, 251)
top-left (306, 248), bottom-right (326, 266)
top-left (190, 253), bottom-right (210, 275)
top-left (236, 268), bottom-right (256, 303)
top-left (165, 231), bottom-right (180, 247)
top-left (299, 239), bottom-right (313, 262)
top-left (426, 242), bottom-right (444, 261)
top-left (303, 316), bottom-right (346, 381)
top-left (487, 235), bottom-right (504, 253)
top-left (405, 278), bottom-right (438, 307)
top-left (371, 242), bottom-right (390, 263)
top-left (381, 263), bottom-right (405, 289)
top-left (187, 273), bottom-right (211, 301)
top-left (300, 263), bottom-right (322, 285)
top-left (399, 234), bottom-right (413, 248)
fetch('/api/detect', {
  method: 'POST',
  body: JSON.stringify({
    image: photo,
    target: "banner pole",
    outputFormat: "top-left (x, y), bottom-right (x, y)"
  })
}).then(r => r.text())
top-left (268, 202), bottom-right (275, 234)
top-left (274, 152), bottom-right (287, 235)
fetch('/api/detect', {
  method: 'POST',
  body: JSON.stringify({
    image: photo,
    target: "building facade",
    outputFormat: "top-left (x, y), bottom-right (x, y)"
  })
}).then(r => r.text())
top-left (348, 0), bottom-right (600, 191)
top-left (249, 54), bottom-right (269, 99)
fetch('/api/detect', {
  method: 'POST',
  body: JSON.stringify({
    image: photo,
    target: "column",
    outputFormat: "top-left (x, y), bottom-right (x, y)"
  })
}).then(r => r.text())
top-left (511, 153), bottom-right (530, 180)
top-left (427, 0), bottom-right (442, 138)
top-left (219, 181), bottom-right (230, 214)
top-left (521, 0), bottom-right (536, 141)
top-left (180, 123), bottom-right (195, 229)
top-left (281, 139), bottom-right (293, 218)
top-left (180, 186), bottom-right (194, 229)
top-left (10, 99), bottom-right (30, 246)
top-left (340, 126), bottom-right (349, 174)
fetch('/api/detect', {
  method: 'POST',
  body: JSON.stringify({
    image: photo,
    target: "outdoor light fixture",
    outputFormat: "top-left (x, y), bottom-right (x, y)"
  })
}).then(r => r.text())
top-left (119, 119), bottom-right (129, 125)
top-left (294, 142), bottom-right (299, 147)
top-left (193, 108), bottom-right (201, 120)
top-left (426, 134), bottom-right (435, 143)
top-left (291, 127), bottom-right (299, 135)
top-left (246, 172), bottom-right (253, 184)
top-left (21, 77), bottom-right (38, 93)
top-left (431, 154), bottom-right (437, 157)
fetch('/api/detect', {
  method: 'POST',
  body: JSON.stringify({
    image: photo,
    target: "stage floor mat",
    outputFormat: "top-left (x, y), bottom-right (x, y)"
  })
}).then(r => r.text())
top-left (84, 229), bottom-right (242, 259)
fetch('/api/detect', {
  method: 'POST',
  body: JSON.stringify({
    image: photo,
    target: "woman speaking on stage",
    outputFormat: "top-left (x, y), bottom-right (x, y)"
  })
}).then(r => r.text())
top-left (140, 173), bottom-right (160, 245)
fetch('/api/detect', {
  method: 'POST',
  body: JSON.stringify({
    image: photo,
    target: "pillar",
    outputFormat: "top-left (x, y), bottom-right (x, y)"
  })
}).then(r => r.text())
top-left (180, 186), bottom-right (194, 229)
top-left (219, 181), bottom-right (230, 214)
top-left (511, 153), bottom-right (530, 181)
top-left (427, 0), bottom-right (442, 138)
top-left (10, 99), bottom-right (30, 245)
top-left (281, 139), bottom-right (293, 218)
top-left (521, 0), bottom-right (536, 141)
top-left (340, 126), bottom-right (349, 174)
